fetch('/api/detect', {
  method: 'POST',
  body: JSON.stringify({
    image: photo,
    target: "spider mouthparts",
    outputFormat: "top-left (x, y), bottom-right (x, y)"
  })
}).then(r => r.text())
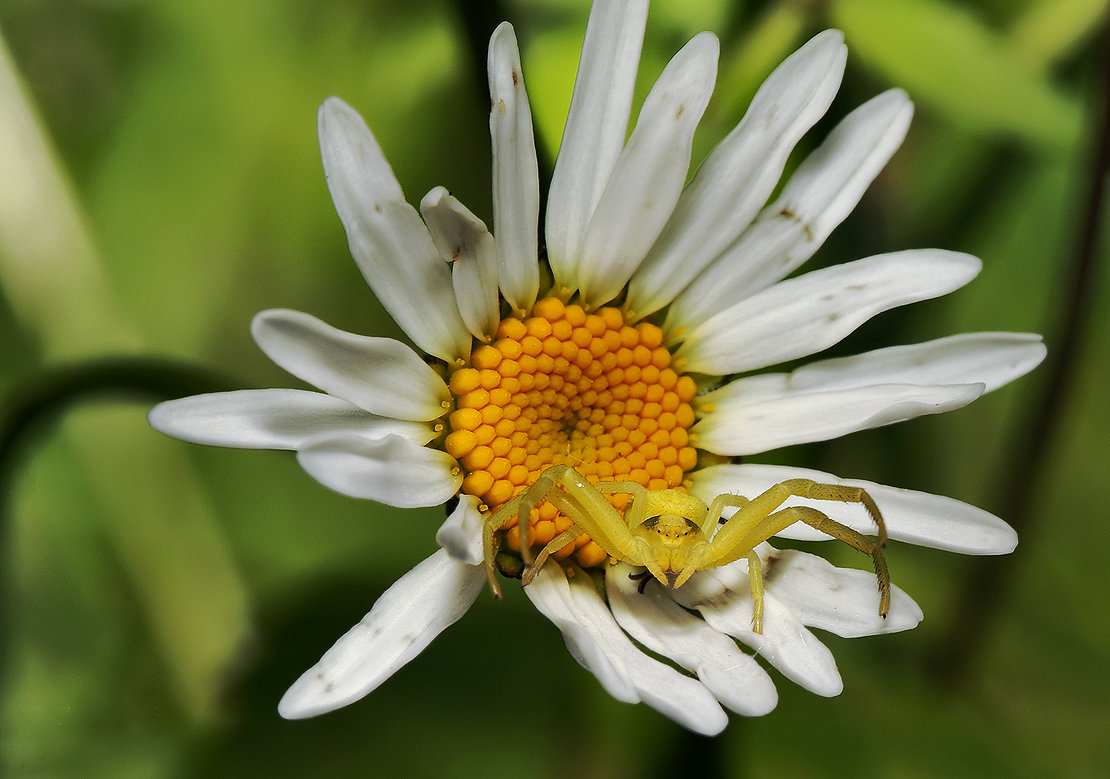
top-left (628, 569), bottom-right (653, 594)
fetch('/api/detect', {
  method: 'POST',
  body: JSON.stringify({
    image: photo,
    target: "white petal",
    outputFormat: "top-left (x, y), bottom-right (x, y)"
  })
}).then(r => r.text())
top-left (545, 0), bottom-right (649, 292)
top-left (626, 30), bottom-right (847, 318)
top-left (252, 309), bottom-right (450, 422)
top-left (694, 332), bottom-right (1046, 453)
top-left (672, 565), bottom-right (843, 697)
top-left (436, 494), bottom-right (485, 566)
top-left (761, 548), bottom-right (922, 638)
top-left (677, 250), bottom-right (981, 375)
top-left (420, 187), bottom-right (500, 341)
top-left (695, 382), bottom-right (985, 455)
top-left (278, 549), bottom-right (485, 719)
top-left (526, 562), bottom-right (728, 735)
top-left (689, 463), bottom-right (1018, 554)
top-left (149, 389), bottom-right (435, 450)
top-left (606, 563), bottom-right (777, 716)
top-left (318, 97), bottom-right (469, 363)
top-left (667, 89), bottom-right (914, 330)
top-left (296, 433), bottom-right (461, 508)
top-left (488, 23), bottom-right (540, 313)
top-left (526, 564), bottom-right (634, 704)
top-left (576, 32), bottom-right (719, 308)
top-left (765, 331), bottom-right (1047, 395)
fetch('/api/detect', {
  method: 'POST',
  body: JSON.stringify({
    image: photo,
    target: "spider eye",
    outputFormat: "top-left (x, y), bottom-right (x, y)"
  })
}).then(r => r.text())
top-left (644, 515), bottom-right (663, 527)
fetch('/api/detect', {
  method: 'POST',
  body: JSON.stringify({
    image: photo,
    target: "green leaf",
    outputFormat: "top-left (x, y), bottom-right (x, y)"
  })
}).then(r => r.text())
top-left (831, 0), bottom-right (1082, 146)
top-left (1009, 0), bottom-right (1110, 67)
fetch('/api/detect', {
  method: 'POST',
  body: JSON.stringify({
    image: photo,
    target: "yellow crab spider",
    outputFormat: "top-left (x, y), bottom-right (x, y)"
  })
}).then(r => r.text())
top-left (482, 464), bottom-right (890, 633)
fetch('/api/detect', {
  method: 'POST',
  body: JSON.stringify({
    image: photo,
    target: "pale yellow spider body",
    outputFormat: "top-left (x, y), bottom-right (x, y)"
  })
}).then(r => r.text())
top-left (483, 465), bottom-right (890, 633)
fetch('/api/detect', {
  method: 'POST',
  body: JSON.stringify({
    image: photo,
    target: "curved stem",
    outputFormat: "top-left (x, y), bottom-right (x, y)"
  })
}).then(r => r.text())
top-left (0, 357), bottom-right (236, 686)
top-left (928, 25), bottom-right (1110, 685)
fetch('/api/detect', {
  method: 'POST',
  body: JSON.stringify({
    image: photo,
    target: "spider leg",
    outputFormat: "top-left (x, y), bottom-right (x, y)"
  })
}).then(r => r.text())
top-left (712, 504), bottom-right (891, 619)
top-left (482, 519), bottom-right (503, 598)
top-left (482, 465), bottom-right (575, 597)
top-left (798, 508), bottom-right (891, 618)
top-left (707, 478), bottom-right (887, 561)
top-left (517, 481), bottom-right (595, 584)
top-left (704, 493), bottom-right (757, 537)
top-left (593, 480), bottom-right (650, 529)
top-left (703, 494), bottom-right (749, 534)
top-left (695, 479), bottom-right (890, 619)
top-left (483, 466), bottom-right (658, 592)
top-left (795, 481), bottom-right (887, 546)
top-left (747, 549), bottom-right (765, 634)
top-left (541, 468), bottom-right (664, 584)
top-left (513, 465), bottom-right (576, 564)
top-left (521, 525), bottom-right (581, 585)
top-left (543, 469), bottom-right (644, 555)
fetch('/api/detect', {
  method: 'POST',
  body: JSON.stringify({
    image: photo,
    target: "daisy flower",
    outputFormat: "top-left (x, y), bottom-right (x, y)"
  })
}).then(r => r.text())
top-left (149, 0), bottom-right (1045, 735)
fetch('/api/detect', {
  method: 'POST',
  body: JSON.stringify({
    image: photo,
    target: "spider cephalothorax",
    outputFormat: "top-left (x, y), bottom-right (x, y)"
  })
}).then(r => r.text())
top-left (482, 465), bottom-right (890, 633)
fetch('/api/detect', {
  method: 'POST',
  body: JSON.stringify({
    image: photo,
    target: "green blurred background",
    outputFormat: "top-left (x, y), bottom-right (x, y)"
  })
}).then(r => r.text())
top-left (1, 0), bottom-right (1107, 775)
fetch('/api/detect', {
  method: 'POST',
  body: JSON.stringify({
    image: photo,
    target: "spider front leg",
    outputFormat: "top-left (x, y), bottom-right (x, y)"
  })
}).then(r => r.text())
top-left (519, 478), bottom-right (656, 586)
top-left (701, 480), bottom-right (891, 627)
top-left (706, 479), bottom-right (887, 559)
top-left (483, 466), bottom-right (652, 594)
top-left (482, 465), bottom-right (575, 598)
top-left (520, 525), bottom-right (580, 586)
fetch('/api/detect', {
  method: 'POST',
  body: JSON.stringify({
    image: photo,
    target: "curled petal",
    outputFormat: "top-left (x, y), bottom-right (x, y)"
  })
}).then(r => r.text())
top-left (420, 187), bottom-right (500, 341)
top-left (545, 0), bottom-right (649, 291)
top-left (279, 549), bottom-right (485, 719)
top-left (677, 250), bottom-right (981, 375)
top-left (607, 563), bottom-right (777, 716)
top-left (297, 433), bottom-right (461, 508)
top-left (672, 567), bottom-right (843, 697)
top-left (689, 463), bottom-right (1017, 554)
top-left (252, 309), bottom-right (450, 421)
top-left (318, 97), bottom-right (469, 363)
top-left (526, 562), bottom-right (728, 735)
top-left (436, 494), bottom-right (485, 566)
top-left (149, 389), bottom-right (435, 450)
top-left (488, 22), bottom-right (540, 313)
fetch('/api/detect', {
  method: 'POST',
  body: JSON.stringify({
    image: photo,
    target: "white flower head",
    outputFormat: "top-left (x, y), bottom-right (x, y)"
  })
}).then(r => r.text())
top-left (150, 0), bottom-right (1044, 735)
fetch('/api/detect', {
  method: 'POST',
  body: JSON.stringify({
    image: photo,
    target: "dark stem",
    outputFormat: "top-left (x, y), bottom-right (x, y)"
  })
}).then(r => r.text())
top-left (453, 0), bottom-right (507, 104)
top-left (0, 357), bottom-right (236, 690)
top-left (452, 0), bottom-right (554, 223)
top-left (655, 728), bottom-right (727, 779)
top-left (927, 25), bottom-right (1110, 684)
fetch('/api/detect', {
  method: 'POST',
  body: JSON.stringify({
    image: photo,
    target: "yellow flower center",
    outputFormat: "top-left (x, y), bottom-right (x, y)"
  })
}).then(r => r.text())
top-left (445, 297), bottom-right (698, 567)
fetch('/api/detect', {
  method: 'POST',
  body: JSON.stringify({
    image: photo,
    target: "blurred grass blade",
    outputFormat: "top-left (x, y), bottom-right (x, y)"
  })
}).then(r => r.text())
top-left (0, 34), bottom-right (137, 359)
top-left (831, 0), bottom-right (1082, 146)
top-left (0, 29), bottom-right (251, 723)
top-left (1008, 0), bottom-right (1110, 68)
top-left (713, 1), bottom-right (811, 124)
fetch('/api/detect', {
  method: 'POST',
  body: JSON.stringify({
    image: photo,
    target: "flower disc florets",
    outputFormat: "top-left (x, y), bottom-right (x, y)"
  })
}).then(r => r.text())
top-left (445, 297), bottom-right (697, 566)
